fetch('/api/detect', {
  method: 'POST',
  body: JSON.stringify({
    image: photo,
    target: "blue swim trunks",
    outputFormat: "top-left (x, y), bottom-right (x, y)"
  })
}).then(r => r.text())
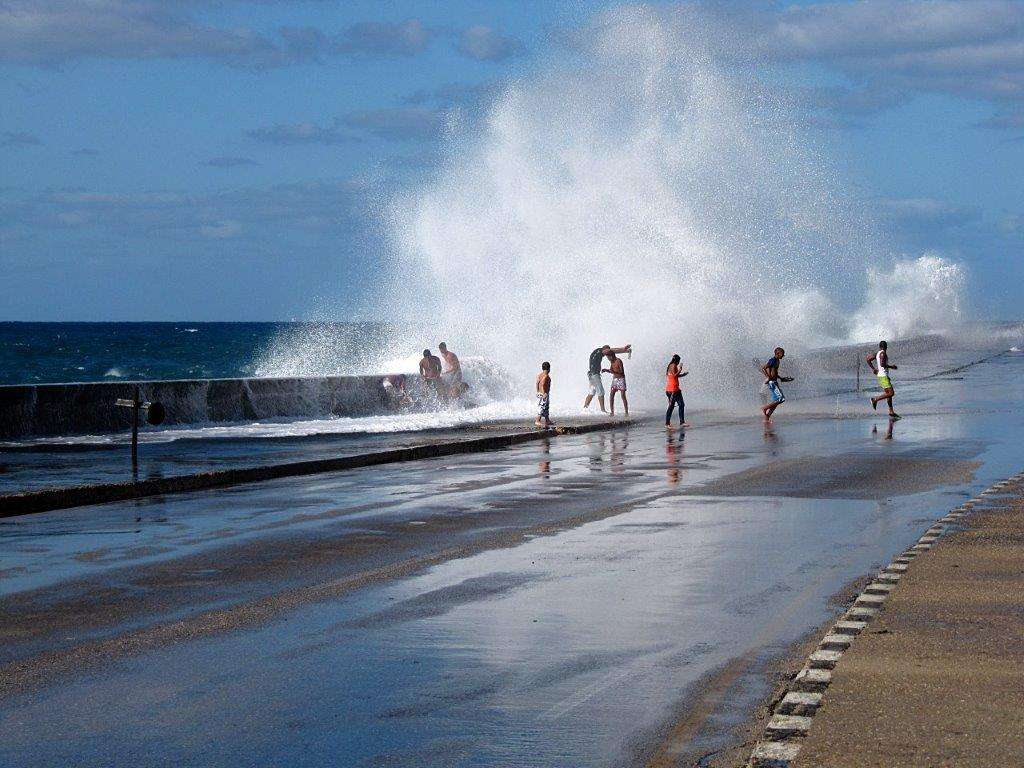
top-left (767, 380), bottom-right (785, 404)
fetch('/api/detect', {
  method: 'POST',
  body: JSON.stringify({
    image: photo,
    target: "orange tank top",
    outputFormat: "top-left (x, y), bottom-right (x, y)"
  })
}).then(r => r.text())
top-left (666, 367), bottom-right (680, 392)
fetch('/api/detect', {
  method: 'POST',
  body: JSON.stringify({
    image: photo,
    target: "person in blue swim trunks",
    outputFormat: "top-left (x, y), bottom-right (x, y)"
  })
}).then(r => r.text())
top-left (761, 346), bottom-right (794, 422)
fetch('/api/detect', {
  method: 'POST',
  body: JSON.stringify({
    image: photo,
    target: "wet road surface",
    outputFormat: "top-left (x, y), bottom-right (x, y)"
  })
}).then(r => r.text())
top-left (2, 353), bottom-right (1023, 767)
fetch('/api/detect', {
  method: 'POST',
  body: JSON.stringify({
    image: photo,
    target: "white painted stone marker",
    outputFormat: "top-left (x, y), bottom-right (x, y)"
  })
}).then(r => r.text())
top-left (819, 633), bottom-right (853, 651)
top-left (855, 593), bottom-right (886, 607)
top-left (846, 606), bottom-right (878, 621)
top-left (864, 582), bottom-right (895, 595)
top-left (766, 714), bottom-right (813, 739)
top-left (833, 620), bottom-right (866, 635)
top-left (751, 740), bottom-right (801, 767)
top-left (809, 649), bottom-right (842, 669)
top-left (794, 667), bottom-right (831, 691)
top-left (777, 691), bottom-right (822, 715)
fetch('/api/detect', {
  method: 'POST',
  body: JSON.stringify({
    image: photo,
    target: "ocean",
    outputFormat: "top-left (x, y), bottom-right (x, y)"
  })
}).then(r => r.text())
top-left (0, 322), bottom-right (392, 386)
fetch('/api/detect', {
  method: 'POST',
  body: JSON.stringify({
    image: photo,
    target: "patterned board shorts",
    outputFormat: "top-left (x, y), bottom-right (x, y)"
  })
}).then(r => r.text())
top-left (767, 380), bottom-right (785, 403)
top-left (610, 377), bottom-right (626, 393)
top-left (537, 393), bottom-right (550, 419)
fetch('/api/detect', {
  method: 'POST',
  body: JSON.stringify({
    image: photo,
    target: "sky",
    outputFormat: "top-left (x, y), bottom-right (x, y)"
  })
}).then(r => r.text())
top-left (1, 0), bottom-right (1022, 321)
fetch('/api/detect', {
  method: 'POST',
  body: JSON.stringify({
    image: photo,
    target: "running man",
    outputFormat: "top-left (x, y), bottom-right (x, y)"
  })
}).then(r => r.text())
top-left (419, 348), bottom-right (445, 399)
top-left (583, 344), bottom-right (631, 412)
top-left (535, 361), bottom-right (552, 428)
top-left (867, 340), bottom-right (900, 419)
top-left (603, 350), bottom-right (629, 417)
top-left (665, 354), bottom-right (689, 427)
top-left (761, 346), bottom-right (794, 421)
top-left (437, 341), bottom-right (463, 398)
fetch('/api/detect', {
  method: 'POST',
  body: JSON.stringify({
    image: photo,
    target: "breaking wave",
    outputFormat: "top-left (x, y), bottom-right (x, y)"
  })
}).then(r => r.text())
top-left (379, 4), bottom-right (966, 402)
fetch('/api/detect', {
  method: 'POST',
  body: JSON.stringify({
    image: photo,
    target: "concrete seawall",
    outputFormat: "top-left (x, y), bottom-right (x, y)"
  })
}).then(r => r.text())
top-left (0, 375), bottom-right (407, 440)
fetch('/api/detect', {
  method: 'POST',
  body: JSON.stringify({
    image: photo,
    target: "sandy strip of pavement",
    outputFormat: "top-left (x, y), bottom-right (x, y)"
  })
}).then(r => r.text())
top-left (790, 482), bottom-right (1024, 767)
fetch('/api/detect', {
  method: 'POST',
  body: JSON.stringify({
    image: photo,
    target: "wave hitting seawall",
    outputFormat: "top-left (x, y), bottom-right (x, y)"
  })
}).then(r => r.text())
top-left (0, 375), bottom-right (404, 440)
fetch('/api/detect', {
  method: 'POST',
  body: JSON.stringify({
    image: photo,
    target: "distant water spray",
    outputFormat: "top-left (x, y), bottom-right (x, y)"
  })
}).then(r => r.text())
top-left (381, 5), bottom-right (965, 405)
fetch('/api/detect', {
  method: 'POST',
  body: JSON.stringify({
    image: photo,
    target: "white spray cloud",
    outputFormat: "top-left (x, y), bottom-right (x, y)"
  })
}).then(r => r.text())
top-left (383, 5), bottom-right (966, 403)
top-left (852, 254), bottom-right (965, 341)
top-left (257, 5), bottom-right (969, 413)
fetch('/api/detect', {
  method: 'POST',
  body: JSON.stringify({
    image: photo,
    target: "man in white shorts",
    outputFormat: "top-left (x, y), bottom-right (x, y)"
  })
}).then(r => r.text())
top-left (583, 343), bottom-right (631, 413)
top-left (603, 349), bottom-right (629, 417)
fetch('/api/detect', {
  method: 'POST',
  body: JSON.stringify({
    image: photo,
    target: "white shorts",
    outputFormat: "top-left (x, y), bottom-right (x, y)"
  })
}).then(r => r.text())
top-left (610, 377), bottom-right (626, 393)
top-left (588, 373), bottom-right (604, 397)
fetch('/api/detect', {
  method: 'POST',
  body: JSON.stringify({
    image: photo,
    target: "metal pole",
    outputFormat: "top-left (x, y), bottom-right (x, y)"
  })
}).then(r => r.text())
top-left (856, 356), bottom-right (860, 392)
top-left (131, 386), bottom-right (140, 471)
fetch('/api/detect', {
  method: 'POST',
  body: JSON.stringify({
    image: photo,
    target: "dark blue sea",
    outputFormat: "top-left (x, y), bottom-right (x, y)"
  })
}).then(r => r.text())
top-left (0, 322), bottom-right (391, 385)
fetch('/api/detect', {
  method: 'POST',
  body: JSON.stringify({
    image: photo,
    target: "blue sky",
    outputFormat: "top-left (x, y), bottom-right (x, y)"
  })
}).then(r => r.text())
top-left (1, 0), bottom-right (1022, 320)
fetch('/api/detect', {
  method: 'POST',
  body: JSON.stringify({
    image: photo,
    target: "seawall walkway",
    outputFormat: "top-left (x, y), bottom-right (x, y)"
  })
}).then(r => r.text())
top-left (748, 473), bottom-right (1024, 767)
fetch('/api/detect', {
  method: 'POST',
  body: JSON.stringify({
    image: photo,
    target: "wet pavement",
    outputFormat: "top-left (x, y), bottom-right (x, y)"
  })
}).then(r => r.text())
top-left (0, 418), bottom-right (556, 495)
top-left (1, 352), bottom-right (1023, 767)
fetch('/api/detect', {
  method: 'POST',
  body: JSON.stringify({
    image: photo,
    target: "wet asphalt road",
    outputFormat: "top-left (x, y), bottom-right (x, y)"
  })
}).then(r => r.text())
top-left (2, 354), bottom-right (1023, 767)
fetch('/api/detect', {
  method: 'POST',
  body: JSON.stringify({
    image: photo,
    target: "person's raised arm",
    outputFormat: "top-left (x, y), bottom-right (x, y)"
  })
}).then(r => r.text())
top-left (866, 353), bottom-right (878, 373)
top-left (609, 345), bottom-right (631, 355)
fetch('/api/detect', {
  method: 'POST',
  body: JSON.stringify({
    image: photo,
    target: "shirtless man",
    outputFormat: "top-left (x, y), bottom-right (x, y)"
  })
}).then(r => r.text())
top-left (583, 343), bottom-right (631, 412)
top-left (867, 340), bottom-right (900, 419)
top-left (761, 346), bottom-right (794, 421)
top-left (603, 350), bottom-right (629, 417)
top-left (438, 342), bottom-right (463, 398)
top-left (535, 361), bottom-right (552, 428)
top-left (419, 348), bottom-right (445, 399)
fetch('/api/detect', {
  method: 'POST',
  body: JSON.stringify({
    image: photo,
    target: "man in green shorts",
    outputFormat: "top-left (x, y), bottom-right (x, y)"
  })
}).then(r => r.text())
top-left (867, 340), bottom-right (900, 419)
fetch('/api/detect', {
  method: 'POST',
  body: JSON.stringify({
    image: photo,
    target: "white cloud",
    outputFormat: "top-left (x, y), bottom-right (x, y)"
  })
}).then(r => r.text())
top-left (456, 25), bottom-right (523, 62)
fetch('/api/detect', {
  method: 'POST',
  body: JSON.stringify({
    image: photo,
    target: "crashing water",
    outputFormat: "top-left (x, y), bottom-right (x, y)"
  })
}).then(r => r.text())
top-left (373, 5), bottom-right (967, 407)
top-left (11, 5), bottom-right (974, 442)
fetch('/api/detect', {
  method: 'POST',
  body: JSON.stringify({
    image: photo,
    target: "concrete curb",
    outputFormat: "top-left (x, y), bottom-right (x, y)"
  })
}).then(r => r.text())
top-left (0, 419), bottom-right (637, 518)
top-left (746, 471), bottom-right (1024, 768)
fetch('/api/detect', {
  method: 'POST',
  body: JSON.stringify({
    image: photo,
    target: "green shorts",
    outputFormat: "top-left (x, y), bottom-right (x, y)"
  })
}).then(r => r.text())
top-left (878, 375), bottom-right (892, 390)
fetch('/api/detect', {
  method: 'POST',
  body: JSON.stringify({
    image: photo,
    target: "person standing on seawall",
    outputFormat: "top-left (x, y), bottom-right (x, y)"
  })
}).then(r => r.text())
top-left (583, 343), bottom-right (631, 413)
top-left (761, 346), bottom-right (793, 422)
top-left (437, 341), bottom-right (463, 398)
top-left (419, 348), bottom-right (445, 400)
top-left (867, 340), bottom-right (900, 419)
top-left (665, 354), bottom-right (689, 428)
top-left (535, 361), bottom-right (552, 428)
